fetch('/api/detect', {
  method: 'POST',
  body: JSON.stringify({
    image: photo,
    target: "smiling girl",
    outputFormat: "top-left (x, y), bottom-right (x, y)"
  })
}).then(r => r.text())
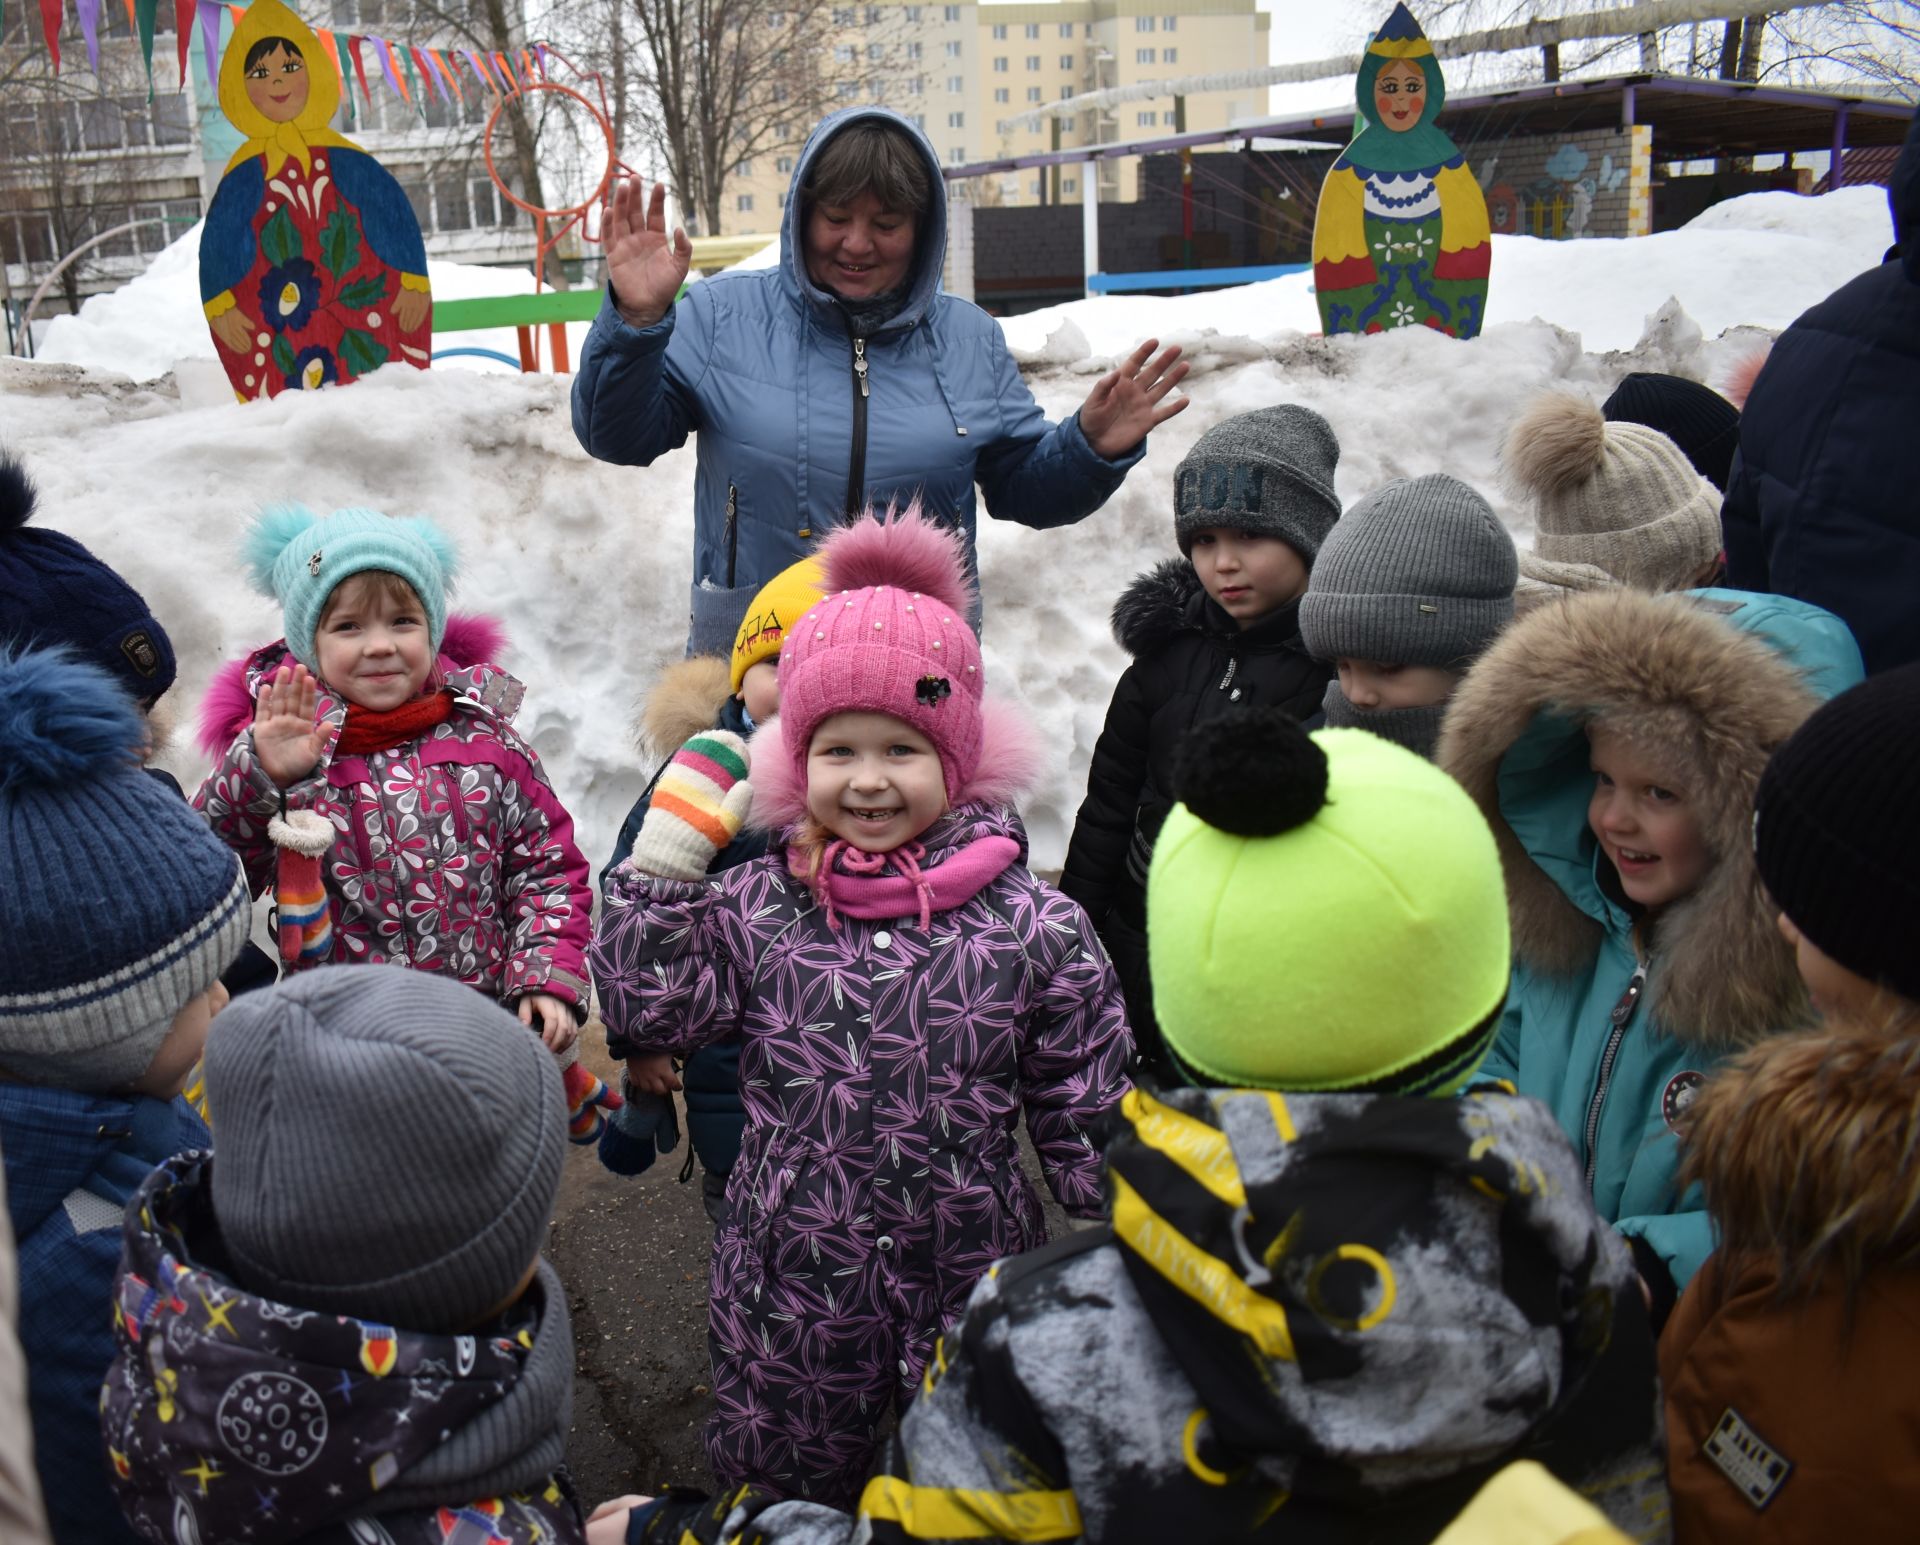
top-left (1438, 585), bottom-right (1865, 1326)
top-left (194, 505), bottom-right (613, 1135)
top-left (591, 509), bottom-right (1130, 1509)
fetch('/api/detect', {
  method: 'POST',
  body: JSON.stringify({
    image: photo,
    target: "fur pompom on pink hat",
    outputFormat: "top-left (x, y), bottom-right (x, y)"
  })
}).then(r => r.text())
top-left (776, 507), bottom-right (986, 801)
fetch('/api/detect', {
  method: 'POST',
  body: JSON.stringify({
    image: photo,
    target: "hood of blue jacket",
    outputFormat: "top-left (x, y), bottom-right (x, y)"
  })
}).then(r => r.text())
top-left (778, 106), bottom-right (948, 331)
top-left (0, 1082), bottom-right (205, 1238)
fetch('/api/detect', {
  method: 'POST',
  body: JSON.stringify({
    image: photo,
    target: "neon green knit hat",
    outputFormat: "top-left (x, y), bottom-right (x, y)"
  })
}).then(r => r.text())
top-left (1148, 713), bottom-right (1510, 1095)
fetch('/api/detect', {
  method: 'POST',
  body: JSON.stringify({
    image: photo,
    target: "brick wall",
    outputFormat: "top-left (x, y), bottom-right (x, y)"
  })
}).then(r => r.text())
top-left (1471, 123), bottom-right (1653, 241)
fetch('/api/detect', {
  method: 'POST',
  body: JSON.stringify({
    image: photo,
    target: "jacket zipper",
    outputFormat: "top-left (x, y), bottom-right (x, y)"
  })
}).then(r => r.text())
top-left (1582, 961), bottom-right (1647, 1193)
top-left (1217, 656), bottom-right (1239, 695)
top-left (846, 335), bottom-right (870, 518)
top-left (724, 483), bottom-right (739, 589)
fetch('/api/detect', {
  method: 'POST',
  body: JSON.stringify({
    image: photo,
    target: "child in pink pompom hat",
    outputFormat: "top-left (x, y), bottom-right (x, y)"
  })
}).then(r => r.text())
top-left (591, 505), bottom-right (1132, 1510)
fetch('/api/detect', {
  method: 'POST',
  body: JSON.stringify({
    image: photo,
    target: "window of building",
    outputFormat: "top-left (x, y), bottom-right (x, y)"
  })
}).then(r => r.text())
top-left (949, 146), bottom-right (966, 163)
top-left (1136, 47), bottom-right (1154, 62)
top-left (1163, 15), bottom-right (1176, 30)
top-left (834, 43), bottom-right (855, 61)
top-left (1135, 15), bottom-right (1153, 30)
top-left (1165, 110), bottom-right (1179, 124)
top-left (865, 6), bottom-right (882, 22)
top-left (1026, 86), bottom-right (1041, 101)
top-left (1059, 84), bottom-right (1073, 98)
top-left (1162, 46), bottom-right (1176, 62)
top-left (905, 40), bottom-right (921, 58)
top-left (1059, 22), bottom-right (1073, 36)
top-left (1032, 177), bottom-right (1043, 194)
top-left (868, 43), bottom-right (883, 60)
top-left (1136, 110), bottom-right (1155, 126)
top-left (943, 4), bottom-right (960, 18)
top-left (773, 83), bottom-right (791, 102)
top-left (948, 110), bottom-right (965, 126)
top-left (734, 159), bottom-right (753, 175)
top-left (1025, 54), bottom-right (1040, 68)
top-left (832, 6), bottom-right (854, 23)
top-left (868, 79), bottom-right (884, 96)
top-left (1024, 22), bottom-right (1039, 38)
top-left (776, 155), bottom-right (795, 173)
top-left (944, 40), bottom-right (962, 56)
top-left (737, 194), bottom-right (755, 211)
top-left (838, 80), bottom-right (859, 97)
top-left (990, 23), bottom-right (1006, 38)
top-left (778, 191), bottom-right (788, 208)
top-left (911, 113), bottom-right (926, 127)
top-left (947, 74), bottom-right (964, 90)
top-left (993, 55), bottom-right (1007, 71)
top-left (435, 176), bottom-right (473, 231)
top-left (1062, 176), bottom-right (1077, 192)
top-left (905, 5), bottom-right (921, 18)
top-left (993, 87), bottom-right (1008, 102)
top-left (906, 75), bottom-right (924, 93)
top-left (150, 92), bottom-right (192, 146)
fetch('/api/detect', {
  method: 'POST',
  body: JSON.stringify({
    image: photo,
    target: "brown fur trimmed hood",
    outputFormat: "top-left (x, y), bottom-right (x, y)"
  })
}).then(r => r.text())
top-left (1438, 587), bottom-right (1858, 1047)
top-left (1682, 1019), bottom-right (1920, 1298)
top-left (635, 655), bottom-right (733, 762)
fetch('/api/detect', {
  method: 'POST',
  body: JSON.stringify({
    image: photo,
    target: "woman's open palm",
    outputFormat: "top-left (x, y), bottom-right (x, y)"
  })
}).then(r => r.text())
top-left (604, 177), bottom-right (693, 327)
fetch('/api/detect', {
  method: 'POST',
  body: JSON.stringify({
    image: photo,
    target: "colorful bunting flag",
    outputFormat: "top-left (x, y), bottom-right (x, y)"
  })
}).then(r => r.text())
top-left (77, 0), bottom-right (104, 75)
top-left (174, 0), bottom-right (192, 84)
top-left (198, 0), bottom-right (221, 91)
top-left (38, 0), bottom-right (62, 71)
top-left (408, 44), bottom-right (436, 103)
top-left (316, 25), bottom-right (346, 105)
top-left (374, 33), bottom-right (407, 103)
top-left (429, 45), bottom-right (460, 102)
top-left (347, 31), bottom-right (373, 106)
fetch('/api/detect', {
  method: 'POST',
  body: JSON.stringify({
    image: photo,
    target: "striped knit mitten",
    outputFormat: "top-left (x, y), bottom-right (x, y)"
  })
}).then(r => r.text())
top-left (630, 730), bottom-right (754, 881)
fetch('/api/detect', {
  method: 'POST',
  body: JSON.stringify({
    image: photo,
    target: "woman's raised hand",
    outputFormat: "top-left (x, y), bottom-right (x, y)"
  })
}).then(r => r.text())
top-left (1079, 338), bottom-right (1191, 460)
top-left (603, 176), bottom-right (694, 328)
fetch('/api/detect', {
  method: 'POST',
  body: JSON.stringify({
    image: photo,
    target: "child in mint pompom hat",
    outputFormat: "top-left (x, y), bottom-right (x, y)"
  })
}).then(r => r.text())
top-left (192, 503), bottom-right (620, 1143)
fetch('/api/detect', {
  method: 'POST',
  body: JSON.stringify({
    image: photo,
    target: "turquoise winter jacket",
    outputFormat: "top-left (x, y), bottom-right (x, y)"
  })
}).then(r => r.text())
top-left (1442, 588), bottom-right (1863, 1294)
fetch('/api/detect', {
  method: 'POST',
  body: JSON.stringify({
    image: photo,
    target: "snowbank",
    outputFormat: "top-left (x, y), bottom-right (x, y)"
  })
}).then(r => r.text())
top-left (5, 185), bottom-right (1892, 874)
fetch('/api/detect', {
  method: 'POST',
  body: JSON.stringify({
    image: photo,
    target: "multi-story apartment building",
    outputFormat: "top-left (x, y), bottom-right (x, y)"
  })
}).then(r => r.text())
top-left (719, 0), bottom-right (1269, 235)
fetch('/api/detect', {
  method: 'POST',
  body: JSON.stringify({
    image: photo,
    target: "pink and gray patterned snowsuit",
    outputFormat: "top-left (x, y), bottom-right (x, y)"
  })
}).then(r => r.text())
top-left (590, 803), bottom-right (1131, 1507)
top-left (194, 643), bottom-right (593, 1010)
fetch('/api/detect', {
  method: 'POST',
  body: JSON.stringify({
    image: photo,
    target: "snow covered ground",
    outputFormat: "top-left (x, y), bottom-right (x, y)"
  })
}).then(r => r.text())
top-left (7, 184), bottom-right (1894, 875)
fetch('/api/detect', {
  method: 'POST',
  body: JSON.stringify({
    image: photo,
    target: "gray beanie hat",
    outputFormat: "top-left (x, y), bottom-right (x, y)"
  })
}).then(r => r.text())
top-left (206, 968), bottom-right (567, 1334)
top-left (1174, 405), bottom-right (1342, 560)
top-left (1299, 474), bottom-right (1518, 669)
top-left (1504, 391), bottom-right (1721, 600)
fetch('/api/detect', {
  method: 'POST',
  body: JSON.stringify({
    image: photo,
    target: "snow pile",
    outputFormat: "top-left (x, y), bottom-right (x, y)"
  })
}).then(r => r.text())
top-left (4, 186), bottom-right (1892, 873)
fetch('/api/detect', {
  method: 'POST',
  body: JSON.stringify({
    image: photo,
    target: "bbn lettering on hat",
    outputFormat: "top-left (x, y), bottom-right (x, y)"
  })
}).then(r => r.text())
top-left (1173, 405), bottom-right (1343, 563)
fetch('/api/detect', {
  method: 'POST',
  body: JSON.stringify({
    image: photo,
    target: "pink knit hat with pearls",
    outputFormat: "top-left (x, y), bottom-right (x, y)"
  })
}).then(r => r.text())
top-left (776, 507), bottom-right (984, 802)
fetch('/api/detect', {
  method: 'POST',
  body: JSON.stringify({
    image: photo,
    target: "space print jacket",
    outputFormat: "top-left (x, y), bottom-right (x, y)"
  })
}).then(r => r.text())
top-left (100, 1154), bottom-right (586, 1545)
top-left (633, 1085), bottom-right (1671, 1544)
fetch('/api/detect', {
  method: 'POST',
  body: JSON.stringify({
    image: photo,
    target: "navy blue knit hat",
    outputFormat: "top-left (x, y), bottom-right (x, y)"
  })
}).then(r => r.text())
top-left (0, 450), bottom-right (177, 705)
top-left (0, 646), bottom-right (250, 1090)
top-left (1601, 373), bottom-right (1740, 494)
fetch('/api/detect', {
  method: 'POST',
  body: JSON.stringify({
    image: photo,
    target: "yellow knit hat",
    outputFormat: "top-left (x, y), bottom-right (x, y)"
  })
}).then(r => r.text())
top-left (1148, 715), bottom-right (1510, 1095)
top-left (730, 558), bottom-right (827, 694)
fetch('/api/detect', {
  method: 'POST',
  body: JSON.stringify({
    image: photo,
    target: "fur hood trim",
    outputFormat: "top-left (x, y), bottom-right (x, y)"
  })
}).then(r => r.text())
top-left (637, 656), bottom-right (733, 762)
top-left (1111, 558), bottom-right (1202, 658)
top-left (1683, 1019), bottom-right (1920, 1298)
top-left (1438, 588), bottom-right (1820, 1046)
top-left (744, 694), bottom-right (1045, 834)
top-left (195, 612), bottom-right (509, 760)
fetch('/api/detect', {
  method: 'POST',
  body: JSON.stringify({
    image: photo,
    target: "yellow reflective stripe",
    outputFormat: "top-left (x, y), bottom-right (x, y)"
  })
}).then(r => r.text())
top-left (860, 1475), bottom-right (1083, 1540)
top-left (1247, 1090), bottom-right (1295, 1144)
top-left (1110, 1173), bottom-right (1295, 1361)
top-left (1123, 1088), bottom-right (1245, 1207)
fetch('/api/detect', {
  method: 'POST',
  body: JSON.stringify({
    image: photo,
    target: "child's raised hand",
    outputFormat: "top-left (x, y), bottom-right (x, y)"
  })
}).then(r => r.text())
top-left (626, 1049), bottom-right (682, 1096)
top-left (252, 663), bottom-right (323, 788)
top-left (517, 992), bottom-right (578, 1053)
top-left (629, 730), bottom-right (754, 881)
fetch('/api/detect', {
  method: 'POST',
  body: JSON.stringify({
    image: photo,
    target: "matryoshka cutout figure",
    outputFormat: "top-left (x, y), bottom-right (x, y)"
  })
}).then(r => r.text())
top-left (200, 0), bottom-right (431, 400)
top-left (1311, 3), bottom-right (1491, 339)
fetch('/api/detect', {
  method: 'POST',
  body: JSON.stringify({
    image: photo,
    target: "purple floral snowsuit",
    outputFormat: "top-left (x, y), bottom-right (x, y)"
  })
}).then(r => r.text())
top-left (590, 803), bottom-right (1132, 1507)
top-left (194, 643), bottom-right (593, 1010)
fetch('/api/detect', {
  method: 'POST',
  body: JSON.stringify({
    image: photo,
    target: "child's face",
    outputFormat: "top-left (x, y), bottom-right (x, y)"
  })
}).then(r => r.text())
top-left (1777, 912), bottom-right (1889, 1023)
top-left (806, 712), bottom-right (947, 853)
top-left (740, 660), bottom-right (781, 724)
top-left (315, 575), bottom-right (432, 712)
top-left (1189, 528), bottom-right (1308, 628)
top-left (1336, 659), bottom-right (1460, 712)
top-left (131, 981), bottom-right (228, 1100)
top-left (1585, 723), bottom-right (1711, 911)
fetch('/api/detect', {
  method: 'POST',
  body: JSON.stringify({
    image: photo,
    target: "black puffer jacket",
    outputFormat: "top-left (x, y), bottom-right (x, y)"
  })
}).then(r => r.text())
top-left (1061, 561), bottom-right (1329, 1059)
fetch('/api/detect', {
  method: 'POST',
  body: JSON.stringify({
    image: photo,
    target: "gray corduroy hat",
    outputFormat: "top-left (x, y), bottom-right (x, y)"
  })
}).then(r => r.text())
top-left (1299, 474), bottom-right (1518, 669)
top-left (206, 968), bottom-right (567, 1334)
top-left (1174, 405), bottom-right (1342, 560)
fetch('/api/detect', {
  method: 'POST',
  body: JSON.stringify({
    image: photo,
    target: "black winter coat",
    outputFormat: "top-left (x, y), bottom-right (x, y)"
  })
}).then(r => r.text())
top-left (1060, 561), bottom-right (1329, 1060)
top-left (1722, 110), bottom-right (1920, 675)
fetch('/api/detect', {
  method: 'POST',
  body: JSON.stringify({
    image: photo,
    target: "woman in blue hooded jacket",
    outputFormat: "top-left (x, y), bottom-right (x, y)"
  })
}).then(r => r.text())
top-left (571, 108), bottom-right (1188, 655)
top-left (1437, 585), bottom-right (1863, 1328)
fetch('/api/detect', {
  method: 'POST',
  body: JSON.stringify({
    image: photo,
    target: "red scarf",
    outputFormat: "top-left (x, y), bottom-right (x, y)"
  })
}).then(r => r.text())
top-left (335, 689), bottom-right (455, 755)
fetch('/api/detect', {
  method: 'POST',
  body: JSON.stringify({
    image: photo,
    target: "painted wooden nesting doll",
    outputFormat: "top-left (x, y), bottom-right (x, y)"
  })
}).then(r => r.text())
top-left (1312, 4), bottom-right (1491, 339)
top-left (200, 0), bottom-right (431, 400)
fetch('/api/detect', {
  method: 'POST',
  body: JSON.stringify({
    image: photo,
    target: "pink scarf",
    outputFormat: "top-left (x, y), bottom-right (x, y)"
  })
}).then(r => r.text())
top-left (813, 836), bottom-right (1021, 931)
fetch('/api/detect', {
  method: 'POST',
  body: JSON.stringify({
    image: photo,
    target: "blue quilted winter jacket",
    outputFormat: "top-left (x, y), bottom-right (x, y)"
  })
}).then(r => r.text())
top-left (570, 106), bottom-right (1143, 656)
top-left (0, 1082), bottom-right (207, 1545)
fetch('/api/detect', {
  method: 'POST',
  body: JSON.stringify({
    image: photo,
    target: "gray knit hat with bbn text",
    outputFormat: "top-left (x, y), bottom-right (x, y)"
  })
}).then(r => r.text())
top-left (1174, 405), bottom-right (1342, 560)
top-left (206, 968), bottom-right (566, 1334)
top-left (1299, 474), bottom-right (1518, 669)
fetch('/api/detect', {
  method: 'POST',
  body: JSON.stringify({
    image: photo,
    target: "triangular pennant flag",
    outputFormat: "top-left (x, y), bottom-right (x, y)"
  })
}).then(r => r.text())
top-left (133, 0), bottom-right (158, 87)
top-left (494, 51), bottom-right (516, 93)
top-left (428, 46), bottom-right (460, 102)
top-left (519, 48), bottom-right (533, 86)
top-left (123, 0), bottom-right (136, 25)
top-left (375, 34), bottom-right (409, 103)
top-left (534, 43), bottom-right (551, 79)
top-left (174, 0), bottom-right (192, 84)
top-left (406, 42), bottom-right (434, 103)
top-left (317, 27), bottom-right (347, 108)
top-left (198, 0), bottom-right (221, 92)
top-left (77, 0), bottom-right (103, 75)
top-left (347, 32), bottom-right (373, 105)
top-left (38, 0), bottom-right (62, 72)
top-left (463, 47), bottom-right (496, 93)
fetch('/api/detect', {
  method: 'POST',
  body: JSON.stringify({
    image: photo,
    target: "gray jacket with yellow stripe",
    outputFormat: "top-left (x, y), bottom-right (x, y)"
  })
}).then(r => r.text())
top-left (632, 1083), bottom-right (1672, 1543)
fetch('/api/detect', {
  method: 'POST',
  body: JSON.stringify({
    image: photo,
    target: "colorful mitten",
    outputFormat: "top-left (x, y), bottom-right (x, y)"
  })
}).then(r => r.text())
top-left (598, 1071), bottom-right (682, 1177)
top-left (267, 807), bottom-right (333, 963)
top-left (630, 731), bottom-right (754, 881)
top-left (558, 1044), bottom-right (624, 1145)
